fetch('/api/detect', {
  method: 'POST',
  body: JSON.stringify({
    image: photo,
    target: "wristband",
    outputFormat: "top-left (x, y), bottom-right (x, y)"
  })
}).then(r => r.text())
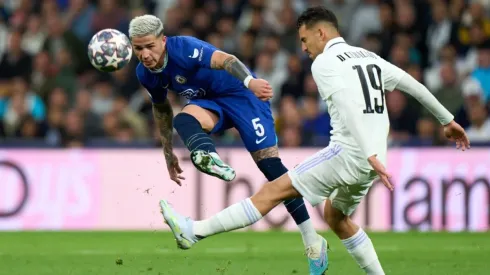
top-left (244, 75), bottom-right (254, 88)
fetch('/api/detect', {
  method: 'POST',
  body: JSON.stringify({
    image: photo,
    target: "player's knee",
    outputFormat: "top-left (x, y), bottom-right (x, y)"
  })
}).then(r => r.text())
top-left (181, 105), bottom-right (218, 131)
top-left (173, 112), bottom-right (199, 129)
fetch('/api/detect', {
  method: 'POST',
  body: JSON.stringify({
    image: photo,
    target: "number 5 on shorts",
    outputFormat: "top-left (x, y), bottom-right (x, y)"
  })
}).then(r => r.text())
top-left (252, 117), bottom-right (265, 137)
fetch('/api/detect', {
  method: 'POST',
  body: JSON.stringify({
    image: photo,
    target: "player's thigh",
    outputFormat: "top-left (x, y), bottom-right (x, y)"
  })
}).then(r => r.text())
top-left (288, 144), bottom-right (346, 206)
top-left (330, 173), bottom-right (376, 217)
top-left (184, 100), bottom-right (227, 133)
top-left (216, 92), bottom-right (277, 152)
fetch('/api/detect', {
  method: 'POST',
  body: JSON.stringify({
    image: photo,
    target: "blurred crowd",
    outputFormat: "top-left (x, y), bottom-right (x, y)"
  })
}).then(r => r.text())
top-left (0, 0), bottom-right (489, 148)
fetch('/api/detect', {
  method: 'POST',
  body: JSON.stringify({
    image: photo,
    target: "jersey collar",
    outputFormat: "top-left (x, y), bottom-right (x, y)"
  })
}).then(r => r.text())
top-left (324, 37), bottom-right (346, 52)
top-left (148, 52), bottom-right (168, 74)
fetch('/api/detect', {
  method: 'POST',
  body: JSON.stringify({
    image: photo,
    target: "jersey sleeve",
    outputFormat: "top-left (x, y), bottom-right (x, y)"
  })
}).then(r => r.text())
top-left (311, 55), bottom-right (346, 100)
top-left (177, 36), bottom-right (217, 69)
top-left (136, 63), bottom-right (168, 103)
top-left (378, 57), bottom-right (406, 92)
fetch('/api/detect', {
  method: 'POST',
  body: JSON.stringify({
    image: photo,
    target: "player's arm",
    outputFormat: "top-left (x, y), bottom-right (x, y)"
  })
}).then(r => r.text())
top-left (209, 51), bottom-right (255, 87)
top-left (152, 99), bottom-right (174, 163)
top-left (391, 70), bottom-right (470, 150)
top-left (395, 73), bottom-right (454, 125)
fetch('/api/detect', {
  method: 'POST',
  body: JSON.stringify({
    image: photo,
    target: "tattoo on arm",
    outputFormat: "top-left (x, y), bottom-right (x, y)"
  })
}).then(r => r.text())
top-left (152, 99), bottom-right (174, 163)
top-left (211, 55), bottom-right (251, 82)
top-left (251, 146), bottom-right (279, 163)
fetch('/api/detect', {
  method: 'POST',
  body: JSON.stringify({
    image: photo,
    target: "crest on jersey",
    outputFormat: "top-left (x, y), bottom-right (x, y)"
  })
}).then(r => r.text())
top-left (175, 75), bottom-right (187, 84)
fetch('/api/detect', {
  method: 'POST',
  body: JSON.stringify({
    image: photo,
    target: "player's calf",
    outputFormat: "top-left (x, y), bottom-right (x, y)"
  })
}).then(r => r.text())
top-left (324, 201), bottom-right (385, 275)
top-left (256, 157), bottom-right (317, 246)
top-left (173, 112), bottom-right (217, 154)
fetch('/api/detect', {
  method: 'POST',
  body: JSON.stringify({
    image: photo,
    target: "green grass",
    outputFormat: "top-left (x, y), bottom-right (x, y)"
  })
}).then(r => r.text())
top-left (1, 231), bottom-right (489, 274)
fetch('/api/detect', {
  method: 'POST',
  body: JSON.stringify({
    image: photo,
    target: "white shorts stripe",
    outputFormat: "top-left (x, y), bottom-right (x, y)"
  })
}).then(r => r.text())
top-left (295, 144), bottom-right (342, 175)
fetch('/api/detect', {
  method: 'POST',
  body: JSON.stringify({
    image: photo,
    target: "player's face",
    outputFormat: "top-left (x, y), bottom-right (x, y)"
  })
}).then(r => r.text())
top-left (131, 35), bottom-right (167, 69)
top-left (298, 25), bottom-right (324, 60)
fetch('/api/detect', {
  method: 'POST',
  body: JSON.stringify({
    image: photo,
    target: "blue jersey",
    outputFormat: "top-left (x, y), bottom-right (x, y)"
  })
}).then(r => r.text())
top-left (136, 36), bottom-right (277, 152)
top-left (136, 36), bottom-right (251, 102)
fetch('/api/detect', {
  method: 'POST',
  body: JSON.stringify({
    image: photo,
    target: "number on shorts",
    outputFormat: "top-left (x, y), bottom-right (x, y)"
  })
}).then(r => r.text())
top-left (352, 64), bottom-right (385, 114)
top-left (252, 117), bottom-right (265, 137)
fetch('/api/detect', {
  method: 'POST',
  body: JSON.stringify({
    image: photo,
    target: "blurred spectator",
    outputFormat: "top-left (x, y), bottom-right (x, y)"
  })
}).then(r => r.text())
top-left (0, 30), bottom-right (32, 82)
top-left (0, 0), bottom-right (487, 148)
top-left (91, 0), bottom-right (128, 35)
top-left (301, 95), bottom-right (332, 144)
top-left (387, 90), bottom-right (419, 143)
top-left (349, 0), bottom-right (382, 45)
top-left (64, 0), bottom-right (96, 44)
top-left (427, 0), bottom-right (453, 66)
top-left (471, 39), bottom-right (490, 102)
top-left (112, 95), bottom-right (149, 139)
top-left (254, 52), bottom-right (287, 107)
top-left (91, 76), bottom-right (115, 116)
top-left (21, 13), bottom-right (46, 56)
top-left (465, 103), bottom-right (490, 142)
top-left (43, 15), bottom-right (89, 74)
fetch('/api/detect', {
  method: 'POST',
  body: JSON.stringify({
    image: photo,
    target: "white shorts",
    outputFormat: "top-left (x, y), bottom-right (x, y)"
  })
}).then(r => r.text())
top-left (288, 143), bottom-right (378, 216)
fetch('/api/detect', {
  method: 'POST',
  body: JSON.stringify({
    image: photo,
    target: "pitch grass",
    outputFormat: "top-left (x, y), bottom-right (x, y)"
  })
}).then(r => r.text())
top-left (0, 231), bottom-right (489, 274)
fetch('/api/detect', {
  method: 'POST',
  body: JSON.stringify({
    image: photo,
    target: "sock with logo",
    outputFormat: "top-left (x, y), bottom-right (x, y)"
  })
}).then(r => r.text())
top-left (342, 228), bottom-right (385, 275)
top-left (173, 112), bottom-right (217, 153)
top-left (257, 157), bottom-right (317, 248)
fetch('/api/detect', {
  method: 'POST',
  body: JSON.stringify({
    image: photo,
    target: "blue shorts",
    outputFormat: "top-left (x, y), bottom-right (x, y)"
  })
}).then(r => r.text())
top-left (188, 91), bottom-right (277, 152)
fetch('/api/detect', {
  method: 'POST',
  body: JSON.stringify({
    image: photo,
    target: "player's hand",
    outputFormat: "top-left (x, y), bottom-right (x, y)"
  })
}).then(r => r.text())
top-left (249, 78), bottom-right (273, 101)
top-left (166, 152), bottom-right (185, 186)
top-left (443, 120), bottom-right (470, 151)
top-left (368, 155), bottom-right (394, 191)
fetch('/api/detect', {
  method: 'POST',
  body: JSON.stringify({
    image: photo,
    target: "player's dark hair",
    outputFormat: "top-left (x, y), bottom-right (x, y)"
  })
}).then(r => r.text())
top-left (296, 6), bottom-right (339, 30)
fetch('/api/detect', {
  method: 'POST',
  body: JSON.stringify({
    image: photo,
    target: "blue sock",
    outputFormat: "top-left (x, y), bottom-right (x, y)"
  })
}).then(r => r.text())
top-left (257, 157), bottom-right (310, 225)
top-left (173, 113), bottom-right (217, 153)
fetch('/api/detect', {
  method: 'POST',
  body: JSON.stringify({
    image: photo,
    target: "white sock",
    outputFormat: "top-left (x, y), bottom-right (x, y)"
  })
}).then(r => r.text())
top-left (193, 198), bottom-right (262, 238)
top-left (341, 228), bottom-right (385, 275)
top-left (298, 220), bottom-right (318, 248)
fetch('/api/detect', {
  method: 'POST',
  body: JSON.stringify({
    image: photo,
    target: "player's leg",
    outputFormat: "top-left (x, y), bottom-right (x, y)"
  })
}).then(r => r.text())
top-left (161, 144), bottom-right (340, 274)
top-left (251, 147), bottom-right (319, 248)
top-left (173, 101), bottom-right (235, 181)
top-left (159, 172), bottom-right (300, 247)
top-left (324, 181), bottom-right (385, 275)
top-left (214, 92), bottom-right (319, 248)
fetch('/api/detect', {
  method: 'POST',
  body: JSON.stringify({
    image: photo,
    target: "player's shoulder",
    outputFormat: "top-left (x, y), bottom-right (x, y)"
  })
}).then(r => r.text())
top-left (311, 51), bottom-right (341, 73)
top-left (168, 35), bottom-right (217, 50)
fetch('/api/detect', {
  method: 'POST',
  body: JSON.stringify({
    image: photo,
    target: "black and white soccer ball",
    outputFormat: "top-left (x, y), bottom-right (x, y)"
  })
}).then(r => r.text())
top-left (88, 29), bottom-right (132, 72)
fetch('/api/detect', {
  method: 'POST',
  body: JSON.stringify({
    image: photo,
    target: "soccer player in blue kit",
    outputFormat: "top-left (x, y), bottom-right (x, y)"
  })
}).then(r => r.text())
top-left (129, 15), bottom-right (328, 274)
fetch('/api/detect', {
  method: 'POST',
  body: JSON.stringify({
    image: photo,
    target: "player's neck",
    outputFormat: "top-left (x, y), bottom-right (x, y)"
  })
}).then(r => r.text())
top-left (150, 51), bottom-right (168, 73)
top-left (323, 35), bottom-right (343, 50)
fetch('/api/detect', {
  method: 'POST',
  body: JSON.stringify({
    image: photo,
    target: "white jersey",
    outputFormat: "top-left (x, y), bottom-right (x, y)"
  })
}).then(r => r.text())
top-left (311, 37), bottom-right (454, 167)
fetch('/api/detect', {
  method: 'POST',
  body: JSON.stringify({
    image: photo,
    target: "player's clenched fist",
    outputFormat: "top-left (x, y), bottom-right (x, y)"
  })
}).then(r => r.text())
top-left (249, 78), bottom-right (273, 101)
top-left (166, 152), bottom-right (185, 186)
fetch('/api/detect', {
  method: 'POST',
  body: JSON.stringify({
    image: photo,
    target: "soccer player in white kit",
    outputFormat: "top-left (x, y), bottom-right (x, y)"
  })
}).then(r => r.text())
top-left (159, 6), bottom-right (470, 275)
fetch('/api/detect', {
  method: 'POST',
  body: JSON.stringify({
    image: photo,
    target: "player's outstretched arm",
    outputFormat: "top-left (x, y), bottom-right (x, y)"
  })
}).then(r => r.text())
top-left (152, 99), bottom-right (185, 185)
top-left (394, 73), bottom-right (470, 150)
top-left (209, 51), bottom-right (273, 100)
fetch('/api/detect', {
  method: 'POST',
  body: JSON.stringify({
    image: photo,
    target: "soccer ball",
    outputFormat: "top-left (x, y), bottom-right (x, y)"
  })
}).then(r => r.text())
top-left (88, 29), bottom-right (132, 72)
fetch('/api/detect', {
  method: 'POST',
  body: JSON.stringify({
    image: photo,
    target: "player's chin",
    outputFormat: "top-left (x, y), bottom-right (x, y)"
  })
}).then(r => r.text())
top-left (143, 62), bottom-right (155, 68)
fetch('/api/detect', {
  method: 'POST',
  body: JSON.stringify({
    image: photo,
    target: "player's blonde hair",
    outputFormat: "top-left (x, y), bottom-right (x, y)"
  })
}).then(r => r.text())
top-left (128, 14), bottom-right (164, 39)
